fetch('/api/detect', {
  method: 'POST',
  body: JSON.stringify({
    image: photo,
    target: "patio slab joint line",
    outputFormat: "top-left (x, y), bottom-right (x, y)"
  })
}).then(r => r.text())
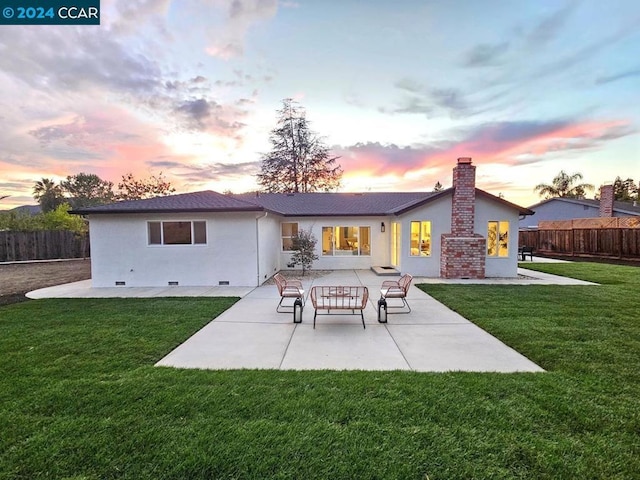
top-left (279, 321), bottom-right (299, 369)
top-left (383, 323), bottom-right (414, 371)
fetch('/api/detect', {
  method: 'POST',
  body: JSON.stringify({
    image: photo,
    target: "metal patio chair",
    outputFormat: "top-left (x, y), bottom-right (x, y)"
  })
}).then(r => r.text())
top-left (377, 273), bottom-right (413, 322)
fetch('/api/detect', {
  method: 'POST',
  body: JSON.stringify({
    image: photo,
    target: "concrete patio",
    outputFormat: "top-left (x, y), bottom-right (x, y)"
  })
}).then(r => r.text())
top-left (27, 258), bottom-right (596, 373)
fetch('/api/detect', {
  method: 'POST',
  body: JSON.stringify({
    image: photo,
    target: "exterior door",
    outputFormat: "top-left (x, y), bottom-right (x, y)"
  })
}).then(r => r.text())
top-left (391, 222), bottom-right (400, 267)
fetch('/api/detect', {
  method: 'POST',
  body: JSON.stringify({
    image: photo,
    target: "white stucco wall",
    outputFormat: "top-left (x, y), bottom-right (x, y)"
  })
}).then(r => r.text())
top-left (277, 217), bottom-right (390, 271)
top-left (394, 193), bottom-right (520, 278)
top-left (396, 195), bottom-right (452, 277)
top-left (257, 213), bottom-right (281, 284)
top-left (474, 196), bottom-right (520, 278)
top-left (88, 212), bottom-right (260, 287)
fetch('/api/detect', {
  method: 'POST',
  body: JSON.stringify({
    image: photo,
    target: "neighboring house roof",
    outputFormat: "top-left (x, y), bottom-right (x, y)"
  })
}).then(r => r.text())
top-left (72, 188), bottom-right (534, 217)
top-left (527, 197), bottom-right (640, 216)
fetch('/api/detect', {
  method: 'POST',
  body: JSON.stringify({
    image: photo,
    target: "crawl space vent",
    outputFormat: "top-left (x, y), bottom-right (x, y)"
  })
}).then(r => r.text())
top-left (168, 281), bottom-right (179, 286)
top-left (218, 281), bottom-right (230, 286)
top-left (115, 281), bottom-right (126, 286)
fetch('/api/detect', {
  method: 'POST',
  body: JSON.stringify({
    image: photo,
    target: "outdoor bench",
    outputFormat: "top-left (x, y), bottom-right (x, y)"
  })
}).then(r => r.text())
top-left (518, 246), bottom-right (534, 261)
top-left (310, 286), bottom-right (369, 329)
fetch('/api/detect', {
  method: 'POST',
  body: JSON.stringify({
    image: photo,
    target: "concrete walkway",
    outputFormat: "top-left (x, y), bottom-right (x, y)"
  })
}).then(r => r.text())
top-left (27, 259), bottom-right (596, 373)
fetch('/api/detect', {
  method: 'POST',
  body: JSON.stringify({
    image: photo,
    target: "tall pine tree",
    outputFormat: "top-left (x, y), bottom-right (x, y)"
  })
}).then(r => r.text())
top-left (257, 98), bottom-right (342, 193)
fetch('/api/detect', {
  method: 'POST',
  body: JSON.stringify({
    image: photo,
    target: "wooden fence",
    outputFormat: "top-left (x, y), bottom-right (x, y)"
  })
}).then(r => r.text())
top-left (519, 228), bottom-right (640, 259)
top-left (0, 230), bottom-right (90, 262)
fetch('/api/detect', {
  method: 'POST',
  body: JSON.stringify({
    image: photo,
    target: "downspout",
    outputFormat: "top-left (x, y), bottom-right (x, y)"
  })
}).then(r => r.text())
top-left (255, 211), bottom-right (268, 286)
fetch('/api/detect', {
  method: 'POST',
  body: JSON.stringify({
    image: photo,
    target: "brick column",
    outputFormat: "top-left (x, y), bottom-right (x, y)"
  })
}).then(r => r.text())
top-left (599, 184), bottom-right (614, 217)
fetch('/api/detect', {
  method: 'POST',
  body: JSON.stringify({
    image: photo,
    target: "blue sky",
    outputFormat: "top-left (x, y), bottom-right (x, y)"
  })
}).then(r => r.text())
top-left (1, 0), bottom-right (638, 209)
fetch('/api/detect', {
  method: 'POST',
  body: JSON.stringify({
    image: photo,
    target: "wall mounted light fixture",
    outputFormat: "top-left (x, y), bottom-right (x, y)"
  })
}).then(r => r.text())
top-left (381, 222), bottom-right (386, 233)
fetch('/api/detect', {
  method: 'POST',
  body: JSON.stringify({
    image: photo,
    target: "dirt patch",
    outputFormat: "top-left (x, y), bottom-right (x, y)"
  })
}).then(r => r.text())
top-left (263, 270), bottom-right (330, 285)
top-left (0, 259), bottom-right (91, 306)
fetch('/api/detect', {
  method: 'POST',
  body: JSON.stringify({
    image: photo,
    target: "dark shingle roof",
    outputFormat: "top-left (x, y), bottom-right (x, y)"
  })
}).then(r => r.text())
top-left (237, 191), bottom-right (447, 216)
top-left (70, 191), bottom-right (263, 214)
top-left (72, 188), bottom-right (534, 216)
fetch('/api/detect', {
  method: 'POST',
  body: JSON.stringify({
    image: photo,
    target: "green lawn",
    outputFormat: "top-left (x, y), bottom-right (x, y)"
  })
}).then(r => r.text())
top-left (1, 263), bottom-right (639, 479)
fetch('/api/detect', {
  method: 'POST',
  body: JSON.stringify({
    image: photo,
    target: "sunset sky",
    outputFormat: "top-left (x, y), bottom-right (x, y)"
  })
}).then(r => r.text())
top-left (1, 0), bottom-right (639, 210)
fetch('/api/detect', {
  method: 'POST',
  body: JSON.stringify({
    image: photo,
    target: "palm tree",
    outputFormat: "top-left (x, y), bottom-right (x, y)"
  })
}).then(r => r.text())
top-left (33, 178), bottom-right (65, 212)
top-left (534, 171), bottom-right (594, 199)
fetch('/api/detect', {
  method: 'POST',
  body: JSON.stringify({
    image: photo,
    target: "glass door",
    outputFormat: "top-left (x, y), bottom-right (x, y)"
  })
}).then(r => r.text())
top-left (391, 222), bottom-right (400, 267)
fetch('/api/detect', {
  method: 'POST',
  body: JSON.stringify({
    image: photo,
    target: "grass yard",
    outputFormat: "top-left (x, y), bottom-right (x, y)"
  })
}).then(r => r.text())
top-left (1, 263), bottom-right (639, 479)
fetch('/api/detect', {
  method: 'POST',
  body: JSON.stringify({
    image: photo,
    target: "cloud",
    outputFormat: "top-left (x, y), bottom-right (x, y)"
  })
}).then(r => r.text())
top-left (386, 78), bottom-right (505, 118)
top-left (526, 2), bottom-right (576, 47)
top-left (595, 68), bottom-right (640, 85)
top-left (204, 0), bottom-right (279, 60)
top-left (166, 161), bottom-right (261, 186)
top-left (464, 42), bottom-right (510, 67)
top-left (109, 0), bottom-right (173, 35)
top-left (0, 27), bottom-right (162, 95)
top-left (334, 118), bottom-right (635, 191)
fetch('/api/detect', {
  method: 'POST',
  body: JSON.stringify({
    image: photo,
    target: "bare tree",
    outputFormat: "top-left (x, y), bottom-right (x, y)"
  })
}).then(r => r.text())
top-left (117, 172), bottom-right (175, 200)
top-left (257, 98), bottom-right (342, 193)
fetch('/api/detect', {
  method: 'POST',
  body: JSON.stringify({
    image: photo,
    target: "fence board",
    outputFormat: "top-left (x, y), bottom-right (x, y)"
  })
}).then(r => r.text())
top-left (519, 228), bottom-right (640, 259)
top-left (0, 231), bottom-right (90, 262)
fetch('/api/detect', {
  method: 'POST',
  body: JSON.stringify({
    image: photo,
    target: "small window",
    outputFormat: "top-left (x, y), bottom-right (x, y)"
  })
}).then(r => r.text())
top-left (410, 221), bottom-right (431, 256)
top-left (193, 221), bottom-right (207, 244)
top-left (281, 222), bottom-right (298, 251)
top-left (487, 221), bottom-right (509, 257)
top-left (147, 221), bottom-right (207, 245)
top-left (148, 222), bottom-right (161, 245)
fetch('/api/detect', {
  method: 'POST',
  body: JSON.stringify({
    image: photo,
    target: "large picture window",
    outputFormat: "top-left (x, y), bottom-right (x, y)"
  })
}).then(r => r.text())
top-left (322, 226), bottom-right (371, 256)
top-left (281, 222), bottom-right (298, 251)
top-left (487, 221), bottom-right (509, 257)
top-left (148, 221), bottom-right (207, 245)
top-left (410, 221), bottom-right (431, 256)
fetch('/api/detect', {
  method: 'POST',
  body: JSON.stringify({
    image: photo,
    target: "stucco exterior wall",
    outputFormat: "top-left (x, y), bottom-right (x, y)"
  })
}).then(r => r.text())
top-left (88, 212), bottom-right (259, 287)
top-left (277, 217), bottom-right (390, 271)
top-left (257, 213), bottom-right (281, 284)
top-left (397, 194), bottom-right (452, 277)
top-left (475, 196), bottom-right (520, 277)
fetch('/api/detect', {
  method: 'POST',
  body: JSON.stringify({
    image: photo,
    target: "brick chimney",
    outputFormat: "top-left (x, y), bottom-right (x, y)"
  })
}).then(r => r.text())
top-left (440, 158), bottom-right (486, 279)
top-left (451, 157), bottom-right (476, 236)
top-left (599, 184), bottom-right (614, 217)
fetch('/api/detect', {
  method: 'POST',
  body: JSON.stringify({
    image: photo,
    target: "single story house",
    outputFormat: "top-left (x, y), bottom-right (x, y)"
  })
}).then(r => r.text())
top-left (520, 196), bottom-right (640, 230)
top-left (73, 158), bottom-right (533, 287)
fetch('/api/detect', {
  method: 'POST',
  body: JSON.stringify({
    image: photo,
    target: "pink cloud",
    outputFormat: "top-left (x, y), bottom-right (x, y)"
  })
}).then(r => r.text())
top-left (335, 119), bottom-right (634, 191)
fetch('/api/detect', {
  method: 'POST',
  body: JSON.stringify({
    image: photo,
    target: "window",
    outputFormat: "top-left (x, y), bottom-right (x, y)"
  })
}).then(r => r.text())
top-left (148, 221), bottom-right (207, 245)
top-left (322, 226), bottom-right (371, 256)
top-left (487, 221), bottom-right (509, 257)
top-left (281, 222), bottom-right (298, 251)
top-left (410, 221), bottom-right (431, 256)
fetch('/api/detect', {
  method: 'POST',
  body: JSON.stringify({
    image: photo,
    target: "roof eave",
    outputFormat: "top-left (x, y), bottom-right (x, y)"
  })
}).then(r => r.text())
top-left (475, 189), bottom-right (534, 216)
top-left (392, 189), bottom-right (452, 215)
top-left (71, 206), bottom-right (265, 215)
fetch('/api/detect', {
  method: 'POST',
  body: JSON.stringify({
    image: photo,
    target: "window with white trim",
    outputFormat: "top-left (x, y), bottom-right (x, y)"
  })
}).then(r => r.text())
top-left (281, 222), bottom-right (298, 251)
top-left (487, 220), bottom-right (509, 257)
top-left (410, 221), bottom-right (431, 256)
top-left (148, 221), bottom-right (207, 245)
top-left (322, 226), bottom-right (371, 256)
